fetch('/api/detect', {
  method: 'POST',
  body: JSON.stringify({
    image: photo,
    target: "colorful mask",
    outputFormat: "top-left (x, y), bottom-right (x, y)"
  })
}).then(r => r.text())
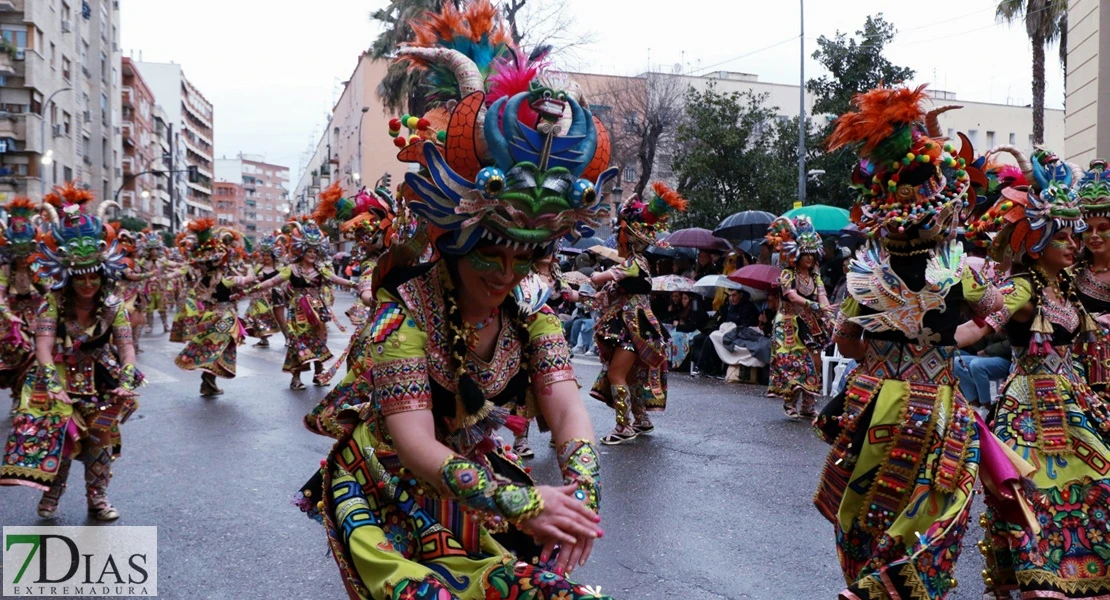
top-left (33, 183), bottom-right (128, 289)
top-left (312, 182), bottom-right (397, 250)
top-left (1079, 159), bottom-right (1110, 218)
top-left (617, 182), bottom-right (687, 250)
top-left (0, 197), bottom-right (40, 260)
top-left (766, 216), bottom-right (823, 266)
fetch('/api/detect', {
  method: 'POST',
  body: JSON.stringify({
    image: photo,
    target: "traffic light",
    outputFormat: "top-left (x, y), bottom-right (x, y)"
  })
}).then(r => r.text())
top-left (187, 165), bottom-right (200, 183)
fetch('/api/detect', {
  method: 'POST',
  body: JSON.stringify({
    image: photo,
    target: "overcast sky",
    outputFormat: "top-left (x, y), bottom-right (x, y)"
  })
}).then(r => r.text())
top-left (120, 0), bottom-right (1065, 180)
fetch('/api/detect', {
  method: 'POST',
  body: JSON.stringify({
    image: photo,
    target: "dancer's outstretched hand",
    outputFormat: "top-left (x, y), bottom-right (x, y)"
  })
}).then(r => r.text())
top-left (520, 484), bottom-right (600, 546)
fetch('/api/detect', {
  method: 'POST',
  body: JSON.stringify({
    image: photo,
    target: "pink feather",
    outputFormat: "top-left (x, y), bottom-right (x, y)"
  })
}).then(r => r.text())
top-left (486, 47), bottom-right (550, 124)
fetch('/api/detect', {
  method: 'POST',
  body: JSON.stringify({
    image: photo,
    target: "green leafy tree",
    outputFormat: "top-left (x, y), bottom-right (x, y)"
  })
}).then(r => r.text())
top-left (995, 0), bottom-right (1068, 143)
top-left (671, 85), bottom-right (797, 228)
top-left (806, 15), bottom-right (915, 208)
top-left (117, 216), bottom-right (148, 232)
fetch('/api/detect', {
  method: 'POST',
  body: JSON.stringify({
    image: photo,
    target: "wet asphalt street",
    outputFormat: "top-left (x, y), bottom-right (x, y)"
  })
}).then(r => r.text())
top-left (0, 295), bottom-right (991, 599)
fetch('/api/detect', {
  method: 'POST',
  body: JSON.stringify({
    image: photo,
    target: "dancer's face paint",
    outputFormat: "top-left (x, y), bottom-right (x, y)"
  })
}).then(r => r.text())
top-left (459, 244), bottom-right (536, 311)
top-left (73, 271), bottom-right (102, 301)
top-left (1041, 228), bottom-right (1079, 272)
top-left (1082, 217), bottom-right (1110, 256)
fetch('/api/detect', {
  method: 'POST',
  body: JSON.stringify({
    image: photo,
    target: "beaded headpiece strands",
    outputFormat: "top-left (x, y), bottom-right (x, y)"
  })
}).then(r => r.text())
top-left (765, 215), bottom-right (822, 267)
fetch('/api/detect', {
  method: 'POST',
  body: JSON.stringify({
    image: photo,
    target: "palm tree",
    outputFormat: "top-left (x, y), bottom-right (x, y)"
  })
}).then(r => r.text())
top-left (996, 0), bottom-right (1068, 145)
top-left (368, 0), bottom-right (454, 114)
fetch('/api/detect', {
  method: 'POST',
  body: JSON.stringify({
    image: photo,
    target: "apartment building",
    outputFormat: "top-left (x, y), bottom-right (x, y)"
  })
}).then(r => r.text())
top-left (0, 0), bottom-right (122, 203)
top-left (1066, 0), bottom-right (1110, 164)
top-left (119, 56), bottom-right (168, 227)
top-left (215, 153), bottom-right (289, 243)
top-left (212, 180), bottom-right (244, 229)
top-left (135, 60), bottom-right (213, 218)
top-left (293, 54), bottom-right (403, 215)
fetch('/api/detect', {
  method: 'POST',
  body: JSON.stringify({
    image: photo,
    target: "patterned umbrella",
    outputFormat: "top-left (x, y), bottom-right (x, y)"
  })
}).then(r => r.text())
top-left (713, 211), bottom-right (776, 240)
top-left (782, 204), bottom-right (850, 234)
top-left (562, 271), bottom-right (591, 286)
top-left (587, 245), bottom-right (620, 263)
top-left (651, 274), bottom-right (695, 292)
top-left (665, 228), bottom-right (732, 251)
top-left (728, 264), bottom-right (782, 291)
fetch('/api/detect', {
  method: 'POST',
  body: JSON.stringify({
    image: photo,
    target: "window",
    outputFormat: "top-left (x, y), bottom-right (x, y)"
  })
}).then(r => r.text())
top-left (101, 137), bottom-right (108, 168)
top-left (63, 166), bottom-right (72, 181)
top-left (946, 128), bottom-right (954, 139)
top-left (967, 129), bottom-right (979, 149)
top-left (62, 111), bottom-right (71, 135)
top-left (623, 165), bottom-right (636, 183)
top-left (1009, 133), bottom-right (1016, 145)
top-left (49, 42), bottom-right (55, 68)
top-left (61, 56), bottom-right (71, 81)
top-left (1, 26), bottom-right (28, 49)
top-left (986, 131), bottom-right (995, 147)
top-left (100, 52), bottom-right (107, 83)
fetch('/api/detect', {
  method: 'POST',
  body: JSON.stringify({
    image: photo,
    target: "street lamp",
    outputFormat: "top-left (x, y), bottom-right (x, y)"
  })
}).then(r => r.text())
top-left (353, 172), bottom-right (361, 182)
top-left (357, 106), bottom-right (369, 191)
top-left (41, 87), bottom-right (73, 195)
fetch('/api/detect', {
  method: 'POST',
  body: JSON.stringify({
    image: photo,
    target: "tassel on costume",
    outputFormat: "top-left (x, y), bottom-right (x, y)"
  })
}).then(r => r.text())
top-left (1028, 310), bottom-right (1053, 356)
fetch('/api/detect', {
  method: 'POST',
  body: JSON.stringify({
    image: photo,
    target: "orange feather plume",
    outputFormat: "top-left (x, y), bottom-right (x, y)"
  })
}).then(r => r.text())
top-left (43, 182), bottom-right (95, 209)
top-left (313, 182), bottom-right (345, 225)
top-left (826, 84), bottom-right (928, 155)
top-left (5, 197), bottom-right (36, 212)
top-left (187, 217), bottom-right (217, 233)
top-left (652, 182), bottom-right (688, 212)
top-left (410, 0), bottom-right (511, 51)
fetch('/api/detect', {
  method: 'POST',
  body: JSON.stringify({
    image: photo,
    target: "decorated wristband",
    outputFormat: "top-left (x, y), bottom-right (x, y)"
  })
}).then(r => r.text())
top-left (557, 439), bottom-right (601, 513)
top-left (119, 363), bottom-right (145, 392)
top-left (41, 363), bottom-right (63, 394)
top-left (440, 456), bottom-right (544, 524)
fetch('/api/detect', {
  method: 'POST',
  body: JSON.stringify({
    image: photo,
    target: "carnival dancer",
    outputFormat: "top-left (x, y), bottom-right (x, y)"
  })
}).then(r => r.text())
top-left (813, 86), bottom-right (1009, 599)
top-left (0, 197), bottom-right (48, 406)
top-left (0, 186), bottom-right (143, 521)
top-left (961, 147), bottom-right (1110, 599)
top-left (295, 3), bottom-right (614, 597)
top-left (136, 229), bottom-right (175, 334)
top-left (585, 184), bottom-right (683, 445)
top-left (242, 235), bottom-right (283, 348)
top-left (168, 237), bottom-right (202, 344)
top-left (303, 182), bottom-right (397, 437)
top-left (173, 219), bottom-right (247, 397)
top-left (765, 216), bottom-right (830, 419)
top-left (239, 219), bottom-right (355, 390)
top-left (1075, 159), bottom-right (1110, 397)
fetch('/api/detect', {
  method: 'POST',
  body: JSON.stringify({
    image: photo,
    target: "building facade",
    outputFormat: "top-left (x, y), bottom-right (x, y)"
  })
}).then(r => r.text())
top-left (1066, 0), bottom-right (1110, 164)
top-left (212, 180), bottom-right (243, 229)
top-left (215, 153), bottom-right (289, 243)
top-left (293, 54), bottom-right (405, 215)
top-left (135, 60), bottom-right (213, 220)
top-left (120, 56), bottom-right (167, 227)
top-left (0, 0), bottom-right (122, 204)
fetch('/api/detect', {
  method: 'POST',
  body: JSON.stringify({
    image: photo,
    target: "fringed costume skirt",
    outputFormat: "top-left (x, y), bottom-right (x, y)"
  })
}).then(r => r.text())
top-left (767, 308), bottom-right (826, 400)
top-left (283, 290), bottom-right (333, 373)
top-left (589, 294), bottom-right (668, 411)
top-left (174, 302), bottom-right (243, 378)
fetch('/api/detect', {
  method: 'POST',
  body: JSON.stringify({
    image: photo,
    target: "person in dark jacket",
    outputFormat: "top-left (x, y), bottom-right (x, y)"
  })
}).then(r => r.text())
top-left (691, 289), bottom-right (758, 376)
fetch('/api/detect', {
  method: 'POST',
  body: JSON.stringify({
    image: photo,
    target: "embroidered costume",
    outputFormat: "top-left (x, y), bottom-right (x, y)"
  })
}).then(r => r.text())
top-left (815, 86), bottom-right (1007, 599)
top-left (590, 183), bottom-right (683, 445)
top-left (173, 219), bottom-right (246, 396)
top-left (969, 146), bottom-right (1110, 599)
top-left (1076, 159), bottom-right (1110, 395)
top-left (765, 216), bottom-right (829, 418)
top-left (299, 2), bottom-right (613, 597)
top-left (0, 197), bottom-right (46, 401)
top-left (0, 184), bottom-right (143, 521)
top-left (241, 234), bottom-right (282, 345)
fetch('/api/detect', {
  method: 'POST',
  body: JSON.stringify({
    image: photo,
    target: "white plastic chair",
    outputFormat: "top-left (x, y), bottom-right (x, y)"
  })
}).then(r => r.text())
top-left (821, 347), bottom-right (853, 397)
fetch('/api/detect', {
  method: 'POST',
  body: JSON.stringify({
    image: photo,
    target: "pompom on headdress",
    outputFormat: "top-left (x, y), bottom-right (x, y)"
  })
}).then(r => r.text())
top-left (312, 181), bottom-right (397, 249)
top-left (828, 85), bottom-right (972, 236)
top-left (966, 146), bottom-right (1085, 263)
top-left (1079, 159), bottom-right (1110, 218)
top-left (617, 182), bottom-right (686, 250)
top-left (765, 216), bottom-right (823, 266)
top-left (33, 182), bottom-right (128, 289)
top-left (388, 0), bottom-right (616, 256)
top-left (0, 196), bottom-right (42, 260)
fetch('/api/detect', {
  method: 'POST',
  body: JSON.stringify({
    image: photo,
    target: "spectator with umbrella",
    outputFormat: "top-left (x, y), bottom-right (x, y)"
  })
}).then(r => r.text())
top-left (690, 288), bottom-right (760, 377)
top-left (764, 216), bottom-right (830, 419)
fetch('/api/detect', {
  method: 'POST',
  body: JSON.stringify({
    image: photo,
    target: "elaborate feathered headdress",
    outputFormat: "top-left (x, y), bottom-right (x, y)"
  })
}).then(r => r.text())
top-left (618, 182), bottom-right (687, 249)
top-left (33, 183), bottom-right (127, 289)
top-left (312, 182), bottom-right (397, 249)
top-left (255, 231), bottom-right (280, 258)
top-left (828, 85), bottom-right (971, 235)
top-left (766, 216), bottom-right (823, 266)
top-left (0, 196), bottom-right (41, 260)
top-left (285, 217), bottom-right (328, 259)
top-left (182, 218), bottom-right (239, 265)
top-left (967, 146), bottom-right (1085, 261)
top-left (389, 0), bottom-right (616, 256)
top-left (1079, 159), bottom-right (1110, 217)
top-left (136, 228), bottom-right (164, 253)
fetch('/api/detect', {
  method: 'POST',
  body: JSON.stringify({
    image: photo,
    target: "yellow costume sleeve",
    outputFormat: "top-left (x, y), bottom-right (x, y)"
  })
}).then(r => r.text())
top-left (779, 268), bottom-right (796, 291)
top-left (367, 288), bottom-right (431, 416)
top-left (961, 265), bottom-right (1002, 317)
top-left (610, 257), bottom-right (641, 282)
top-left (524, 304), bottom-right (575, 387)
top-left (33, 294), bottom-right (58, 337)
top-left (833, 296), bottom-right (864, 340)
top-left (984, 276), bottom-right (1033, 332)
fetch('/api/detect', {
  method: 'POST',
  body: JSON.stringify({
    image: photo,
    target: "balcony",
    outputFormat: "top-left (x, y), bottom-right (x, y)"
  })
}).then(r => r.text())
top-left (121, 156), bottom-right (134, 174)
top-left (0, 1), bottom-right (16, 10)
top-left (121, 86), bottom-right (133, 109)
top-left (0, 52), bottom-right (14, 77)
top-left (121, 122), bottom-right (134, 146)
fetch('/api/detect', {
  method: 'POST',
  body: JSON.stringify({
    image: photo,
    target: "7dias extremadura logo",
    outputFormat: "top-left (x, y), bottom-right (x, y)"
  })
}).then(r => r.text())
top-left (3, 527), bottom-right (157, 597)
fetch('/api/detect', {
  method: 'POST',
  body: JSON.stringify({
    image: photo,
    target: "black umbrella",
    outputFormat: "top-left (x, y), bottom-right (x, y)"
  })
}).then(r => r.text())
top-left (713, 210), bottom-right (776, 240)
